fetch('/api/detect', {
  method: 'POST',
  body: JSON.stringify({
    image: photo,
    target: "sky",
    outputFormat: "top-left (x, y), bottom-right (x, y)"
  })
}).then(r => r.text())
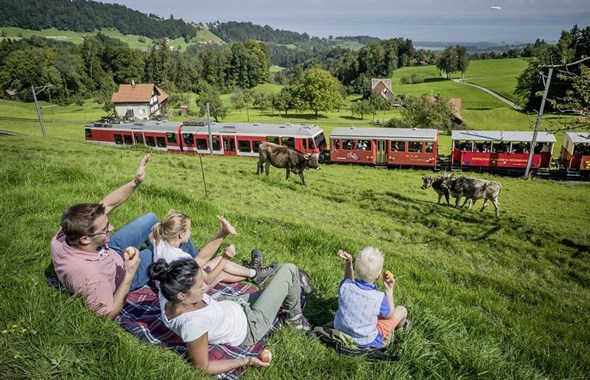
top-left (99, 0), bottom-right (590, 44)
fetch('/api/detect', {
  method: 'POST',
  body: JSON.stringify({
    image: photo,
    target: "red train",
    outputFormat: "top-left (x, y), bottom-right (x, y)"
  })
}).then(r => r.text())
top-left (85, 120), bottom-right (590, 178)
top-left (85, 120), bottom-right (327, 156)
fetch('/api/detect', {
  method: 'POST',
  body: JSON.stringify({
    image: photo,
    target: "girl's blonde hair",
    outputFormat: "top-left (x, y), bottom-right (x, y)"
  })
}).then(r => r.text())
top-left (151, 210), bottom-right (191, 244)
top-left (354, 247), bottom-right (384, 282)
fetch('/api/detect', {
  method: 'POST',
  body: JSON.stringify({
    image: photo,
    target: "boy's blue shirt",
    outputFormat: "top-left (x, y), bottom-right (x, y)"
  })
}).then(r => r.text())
top-left (338, 278), bottom-right (391, 347)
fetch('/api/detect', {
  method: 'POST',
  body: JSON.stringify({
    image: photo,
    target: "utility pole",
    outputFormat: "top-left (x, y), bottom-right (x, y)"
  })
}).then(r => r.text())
top-left (524, 68), bottom-right (553, 178)
top-left (32, 85), bottom-right (52, 137)
top-left (206, 102), bottom-right (213, 154)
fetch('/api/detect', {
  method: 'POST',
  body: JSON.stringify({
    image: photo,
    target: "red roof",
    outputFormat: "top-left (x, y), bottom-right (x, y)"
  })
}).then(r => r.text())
top-left (111, 84), bottom-right (169, 104)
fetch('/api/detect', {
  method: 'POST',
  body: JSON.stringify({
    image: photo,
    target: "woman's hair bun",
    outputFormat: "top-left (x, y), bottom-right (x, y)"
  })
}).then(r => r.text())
top-left (147, 258), bottom-right (169, 281)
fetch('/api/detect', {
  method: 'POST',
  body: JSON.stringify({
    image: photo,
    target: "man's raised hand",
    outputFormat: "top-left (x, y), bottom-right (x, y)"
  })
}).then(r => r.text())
top-left (133, 154), bottom-right (150, 186)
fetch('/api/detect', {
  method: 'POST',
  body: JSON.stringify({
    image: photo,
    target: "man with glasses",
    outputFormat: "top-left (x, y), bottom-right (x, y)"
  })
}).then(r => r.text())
top-left (51, 154), bottom-right (157, 319)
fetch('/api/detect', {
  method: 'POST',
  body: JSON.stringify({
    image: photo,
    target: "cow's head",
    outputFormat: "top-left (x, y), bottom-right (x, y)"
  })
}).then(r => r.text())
top-left (305, 154), bottom-right (321, 170)
top-left (421, 176), bottom-right (433, 190)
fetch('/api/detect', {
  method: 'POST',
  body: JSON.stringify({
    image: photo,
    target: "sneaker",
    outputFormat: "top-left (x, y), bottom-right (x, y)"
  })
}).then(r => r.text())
top-left (251, 262), bottom-right (278, 286)
top-left (248, 249), bottom-right (264, 269)
top-left (298, 268), bottom-right (314, 294)
top-left (284, 314), bottom-right (312, 332)
top-left (399, 318), bottom-right (412, 331)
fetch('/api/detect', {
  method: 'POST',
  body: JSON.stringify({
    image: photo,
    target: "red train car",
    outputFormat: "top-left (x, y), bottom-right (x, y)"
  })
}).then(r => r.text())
top-left (85, 120), bottom-right (327, 156)
top-left (329, 127), bottom-right (438, 167)
top-left (560, 132), bottom-right (590, 175)
top-left (451, 130), bottom-right (556, 172)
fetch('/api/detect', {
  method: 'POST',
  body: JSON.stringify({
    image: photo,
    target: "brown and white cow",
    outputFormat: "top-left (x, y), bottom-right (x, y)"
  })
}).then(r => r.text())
top-left (256, 142), bottom-right (320, 185)
top-left (443, 175), bottom-right (502, 216)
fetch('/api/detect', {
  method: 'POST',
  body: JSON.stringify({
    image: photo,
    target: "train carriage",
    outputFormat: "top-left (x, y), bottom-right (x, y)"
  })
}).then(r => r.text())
top-left (451, 130), bottom-right (556, 172)
top-left (179, 121), bottom-right (326, 157)
top-left (85, 120), bottom-right (327, 157)
top-left (85, 120), bottom-right (183, 152)
top-left (329, 127), bottom-right (438, 167)
top-left (560, 132), bottom-right (590, 175)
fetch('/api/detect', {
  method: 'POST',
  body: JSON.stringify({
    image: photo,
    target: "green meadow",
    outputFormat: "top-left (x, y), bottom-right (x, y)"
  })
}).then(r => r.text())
top-left (1, 87), bottom-right (590, 380)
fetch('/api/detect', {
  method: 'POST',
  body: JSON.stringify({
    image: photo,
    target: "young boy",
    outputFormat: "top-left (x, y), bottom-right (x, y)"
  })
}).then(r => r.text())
top-left (333, 247), bottom-right (408, 348)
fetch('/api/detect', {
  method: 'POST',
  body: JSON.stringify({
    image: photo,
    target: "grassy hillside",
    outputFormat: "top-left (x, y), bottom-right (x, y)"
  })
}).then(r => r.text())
top-left (0, 112), bottom-right (589, 379)
top-left (463, 58), bottom-right (529, 102)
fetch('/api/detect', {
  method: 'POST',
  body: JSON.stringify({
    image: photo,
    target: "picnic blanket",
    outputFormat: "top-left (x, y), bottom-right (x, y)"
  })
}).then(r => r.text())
top-left (115, 282), bottom-right (277, 380)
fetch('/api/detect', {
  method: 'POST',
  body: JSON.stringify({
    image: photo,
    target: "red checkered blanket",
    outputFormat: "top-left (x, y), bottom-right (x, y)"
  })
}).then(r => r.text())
top-left (115, 282), bottom-right (273, 380)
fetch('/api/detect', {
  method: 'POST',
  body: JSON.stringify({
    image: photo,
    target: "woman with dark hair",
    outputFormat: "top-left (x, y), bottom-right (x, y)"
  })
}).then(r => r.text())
top-left (148, 258), bottom-right (310, 374)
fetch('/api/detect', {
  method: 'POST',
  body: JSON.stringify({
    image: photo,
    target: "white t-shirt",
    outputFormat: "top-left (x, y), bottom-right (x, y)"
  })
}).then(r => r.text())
top-left (159, 293), bottom-right (248, 345)
top-left (153, 240), bottom-right (192, 263)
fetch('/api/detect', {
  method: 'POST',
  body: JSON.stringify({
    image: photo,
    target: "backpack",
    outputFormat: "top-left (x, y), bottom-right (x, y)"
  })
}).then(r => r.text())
top-left (308, 324), bottom-right (398, 362)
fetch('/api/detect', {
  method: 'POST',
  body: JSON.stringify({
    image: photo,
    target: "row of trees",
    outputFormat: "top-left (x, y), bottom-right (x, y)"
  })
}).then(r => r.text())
top-left (0, 0), bottom-right (197, 41)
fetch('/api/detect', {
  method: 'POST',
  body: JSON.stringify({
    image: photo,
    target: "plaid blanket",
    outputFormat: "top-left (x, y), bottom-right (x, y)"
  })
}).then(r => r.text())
top-left (115, 282), bottom-right (274, 380)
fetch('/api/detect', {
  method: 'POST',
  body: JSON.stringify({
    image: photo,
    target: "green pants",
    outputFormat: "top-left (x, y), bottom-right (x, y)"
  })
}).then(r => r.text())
top-left (217, 263), bottom-right (302, 345)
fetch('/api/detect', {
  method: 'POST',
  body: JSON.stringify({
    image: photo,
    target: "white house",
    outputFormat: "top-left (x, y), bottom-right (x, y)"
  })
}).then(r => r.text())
top-left (111, 82), bottom-right (169, 120)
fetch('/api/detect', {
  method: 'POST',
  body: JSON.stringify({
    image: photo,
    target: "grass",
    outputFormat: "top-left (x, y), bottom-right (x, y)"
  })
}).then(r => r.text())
top-left (1, 103), bottom-right (590, 379)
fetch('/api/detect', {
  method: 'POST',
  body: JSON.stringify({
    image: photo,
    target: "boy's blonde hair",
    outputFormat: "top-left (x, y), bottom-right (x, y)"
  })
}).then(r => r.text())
top-left (151, 210), bottom-right (191, 244)
top-left (354, 247), bottom-right (384, 282)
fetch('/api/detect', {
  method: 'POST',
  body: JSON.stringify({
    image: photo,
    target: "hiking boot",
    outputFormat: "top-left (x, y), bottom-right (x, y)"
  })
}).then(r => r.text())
top-left (248, 249), bottom-right (264, 269)
top-left (284, 314), bottom-right (312, 332)
top-left (251, 262), bottom-right (278, 286)
top-left (298, 268), bottom-right (314, 294)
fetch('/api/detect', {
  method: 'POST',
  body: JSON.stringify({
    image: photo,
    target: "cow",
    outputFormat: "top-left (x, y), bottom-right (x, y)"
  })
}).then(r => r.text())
top-left (256, 142), bottom-right (320, 185)
top-left (443, 175), bottom-right (502, 216)
top-left (421, 174), bottom-right (452, 206)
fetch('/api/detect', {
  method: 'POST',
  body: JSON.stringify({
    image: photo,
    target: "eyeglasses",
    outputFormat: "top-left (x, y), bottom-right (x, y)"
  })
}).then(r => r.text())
top-left (88, 219), bottom-right (114, 236)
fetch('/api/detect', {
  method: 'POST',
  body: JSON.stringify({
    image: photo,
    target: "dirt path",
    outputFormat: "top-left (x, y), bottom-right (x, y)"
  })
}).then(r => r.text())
top-left (452, 79), bottom-right (522, 111)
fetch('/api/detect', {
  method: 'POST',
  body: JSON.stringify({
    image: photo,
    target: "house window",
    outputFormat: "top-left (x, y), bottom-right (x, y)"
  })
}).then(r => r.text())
top-left (238, 140), bottom-right (251, 152)
top-left (156, 137), bottom-right (167, 147)
top-left (146, 136), bottom-right (156, 147)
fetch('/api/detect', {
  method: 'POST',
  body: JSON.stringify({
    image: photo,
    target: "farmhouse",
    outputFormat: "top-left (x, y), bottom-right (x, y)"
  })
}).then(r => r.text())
top-left (370, 78), bottom-right (395, 101)
top-left (111, 82), bottom-right (169, 120)
top-left (429, 95), bottom-right (464, 125)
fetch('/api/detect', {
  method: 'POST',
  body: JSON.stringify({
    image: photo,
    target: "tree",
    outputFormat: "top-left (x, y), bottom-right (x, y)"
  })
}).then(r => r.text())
top-left (195, 87), bottom-right (227, 122)
top-left (396, 94), bottom-right (456, 131)
top-left (290, 67), bottom-right (344, 116)
top-left (548, 63), bottom-right (590, 129)
top-left (253, 92), bottom-right (272, 115)
top-left (350, 99), bottom-right (372, 119)
top-left (437, 46), bottom-right (458, 79)
top-left (456, 45), bottom-right (470, 78)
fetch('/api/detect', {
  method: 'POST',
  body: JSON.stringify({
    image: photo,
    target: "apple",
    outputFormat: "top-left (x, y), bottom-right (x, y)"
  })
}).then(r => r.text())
top-left (384, 270), bottom-right (393, 281)
top-left (259, 349), bottom-right (272, 363)
top-left (125, 247), bottom-right (136, 260)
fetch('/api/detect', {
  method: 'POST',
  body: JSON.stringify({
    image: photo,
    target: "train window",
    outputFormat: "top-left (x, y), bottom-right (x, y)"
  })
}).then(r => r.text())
top-left (85, 129), bottom-right (92, 138)
top-left (146, 136), bottom-right (156, 147)
top-left (343, 140), bottom-right (355, 150)
top-left (166, 132), bottom-right (177, 143)
top-left (156, 137), bottom-right (167, 148)
top-left (425, 142), bottom-right (434, 153)
top-left (123, 135), bottom-right (133, 145)
top-left (183, 133), bottom-right (194, 145)
top-left (134, 134), bottom-right (144, 144)
top-left (357, 140), bottom-right (369, 150)
top-left (196, 139), bottom-right (208, 150)
top-left (494, 143), bottom-right (509, 153)
top-left (474, 142), bottom-right (489, 152)
top-left (302, 139), bottom-right (307, 150)
top-left (114, 134), bottom-right (123, 145)
top-left (253, 141), bottom-right (263, 153)
top-left (267, 136), bottom-right (279, 144)
top-left (212, 136), bottom-right (221, 151)
top-left (282, 137), bottom-right (295, 148)
top-left (314, 133), bottom-right (326, 149)
top-left (238, 140), bottom-right (251, 152)
top-left (332, 139), bottom-right (340, 149)
top-left (308, 138), bottom-right (315, 150)
top-left (408, 141), bottom-right (422, 152)
top-left (391, 141), bottom-right (404, 151)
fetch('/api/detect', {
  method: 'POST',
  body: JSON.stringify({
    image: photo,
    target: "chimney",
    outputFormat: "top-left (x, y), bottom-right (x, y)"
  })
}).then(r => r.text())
top-left (131, 80), bottom-right (135, 88)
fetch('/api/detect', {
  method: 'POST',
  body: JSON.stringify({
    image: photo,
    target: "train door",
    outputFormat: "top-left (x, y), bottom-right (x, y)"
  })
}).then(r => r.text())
top-left (223, 137), bottom-right (236, 156)
top-left (376, 140), bottom-right (387, 164)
